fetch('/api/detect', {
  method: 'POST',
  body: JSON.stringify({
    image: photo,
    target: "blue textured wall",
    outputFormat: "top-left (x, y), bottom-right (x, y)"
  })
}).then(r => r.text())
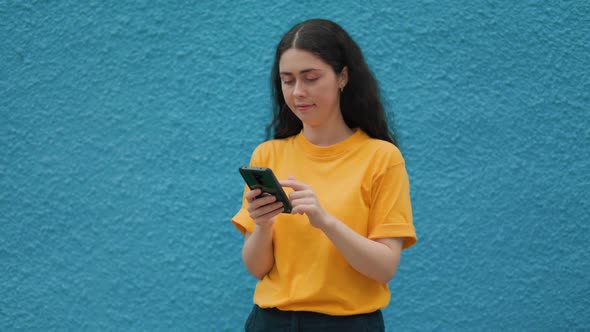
top-left (2, 1), bottom-right (589, 331)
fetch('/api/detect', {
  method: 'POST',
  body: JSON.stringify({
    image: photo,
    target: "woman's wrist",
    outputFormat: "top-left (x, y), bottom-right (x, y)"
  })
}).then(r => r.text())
top-left (254, 221), bottom-right (274, 234)
top-left (317, 213), bottom-right (338, 233)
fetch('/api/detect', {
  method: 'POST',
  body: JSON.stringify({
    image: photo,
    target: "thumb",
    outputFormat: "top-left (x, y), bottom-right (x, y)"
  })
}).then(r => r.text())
top-left (288, 175), bottom-right (296, 180)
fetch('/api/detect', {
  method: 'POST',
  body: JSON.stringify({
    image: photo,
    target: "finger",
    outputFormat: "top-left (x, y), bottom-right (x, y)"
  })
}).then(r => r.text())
top-left (248, 195), bottom-right (277, 211)
top-left (279, 179), bottom-right (309, 191)
top-left (245, 188), bottom-right (262, 202)
top-left (260, 205), bottom-right (284, 220)
top-left (254, 208), bottom-right (283, 227)
top-left (289, 190), bottom-right (314, 200)
top-left (251, 201), bottom-right (284, 219)
top-left (290, 197), bottom-right (316, 208)
top-left (291, 204), bottom-right (313, 215)
top-left (288, 175), bottom-right (296, 180)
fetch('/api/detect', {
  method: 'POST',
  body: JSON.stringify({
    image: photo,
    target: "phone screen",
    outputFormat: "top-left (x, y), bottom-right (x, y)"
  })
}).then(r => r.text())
top-left (239, 166), bottom-right (292, 214)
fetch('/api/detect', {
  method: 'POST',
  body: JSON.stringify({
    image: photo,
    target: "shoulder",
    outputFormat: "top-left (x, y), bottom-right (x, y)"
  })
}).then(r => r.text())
top-left (250, 136), bottom-right (296, 164)
top-left (253, 136), bottom-right (294, 154)
top-left (359, 136), bottom-right (405, 167)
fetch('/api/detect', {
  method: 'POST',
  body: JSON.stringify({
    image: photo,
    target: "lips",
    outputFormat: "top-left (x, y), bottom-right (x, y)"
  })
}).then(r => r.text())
top-left (295, 104), bottom-right (314, 112)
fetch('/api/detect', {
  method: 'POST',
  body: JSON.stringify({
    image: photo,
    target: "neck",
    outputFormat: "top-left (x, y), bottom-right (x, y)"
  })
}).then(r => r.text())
top-left (302, 121), bottom-right (355, 146)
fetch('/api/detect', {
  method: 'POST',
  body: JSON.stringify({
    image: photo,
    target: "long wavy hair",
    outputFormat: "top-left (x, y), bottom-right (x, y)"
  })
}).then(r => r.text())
top-left (266, 18), bottom-right (398, 146)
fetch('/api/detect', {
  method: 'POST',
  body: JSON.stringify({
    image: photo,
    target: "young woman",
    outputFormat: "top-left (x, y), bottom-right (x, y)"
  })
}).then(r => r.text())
top-left (231, 18), bottom-right (417, 331)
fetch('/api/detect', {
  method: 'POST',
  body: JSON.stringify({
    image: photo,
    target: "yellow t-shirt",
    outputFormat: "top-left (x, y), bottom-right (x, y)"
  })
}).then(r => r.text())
top-left (232, 129), bottom-right (416, 316)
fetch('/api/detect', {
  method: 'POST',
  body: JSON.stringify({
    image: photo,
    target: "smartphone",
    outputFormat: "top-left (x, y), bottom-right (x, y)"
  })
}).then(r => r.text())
top-left (238, 166), bottom-right (292, 214)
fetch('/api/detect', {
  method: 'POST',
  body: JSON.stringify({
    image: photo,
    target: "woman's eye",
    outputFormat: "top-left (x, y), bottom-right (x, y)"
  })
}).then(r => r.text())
top-left (282, 80), bottom-right (294, 85)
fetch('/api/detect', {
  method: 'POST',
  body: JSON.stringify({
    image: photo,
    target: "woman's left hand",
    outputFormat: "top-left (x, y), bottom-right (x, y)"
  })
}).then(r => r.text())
top-left (279, 176), bottom-right (331, 229)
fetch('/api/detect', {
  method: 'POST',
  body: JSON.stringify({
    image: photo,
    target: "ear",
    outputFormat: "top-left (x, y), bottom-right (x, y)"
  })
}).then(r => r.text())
top-left (339, 66), bottom-right (349, 89)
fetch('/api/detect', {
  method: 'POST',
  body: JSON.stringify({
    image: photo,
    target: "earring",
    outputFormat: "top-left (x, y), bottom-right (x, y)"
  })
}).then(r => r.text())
top-left (340, 86), bottom-right (344, 92)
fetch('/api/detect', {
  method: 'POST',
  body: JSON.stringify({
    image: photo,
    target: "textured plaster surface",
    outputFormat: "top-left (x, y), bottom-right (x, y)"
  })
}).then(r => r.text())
top-left (2, 1), bottom-right (589, 331)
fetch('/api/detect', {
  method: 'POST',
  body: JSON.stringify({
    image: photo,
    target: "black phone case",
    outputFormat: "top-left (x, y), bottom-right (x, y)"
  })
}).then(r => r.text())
top-left (239, 166), bottom-right (292, 214)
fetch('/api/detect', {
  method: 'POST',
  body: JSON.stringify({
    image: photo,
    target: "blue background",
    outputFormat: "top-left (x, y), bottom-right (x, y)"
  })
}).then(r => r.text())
top-left (2, 1), bottom-right (589, 331)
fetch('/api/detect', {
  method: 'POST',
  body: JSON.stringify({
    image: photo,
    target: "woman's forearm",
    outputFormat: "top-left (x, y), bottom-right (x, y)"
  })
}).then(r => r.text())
top-left (320, 215), bottom-right (402, 284)
top-left (242, 225), bottom-right (275, 280)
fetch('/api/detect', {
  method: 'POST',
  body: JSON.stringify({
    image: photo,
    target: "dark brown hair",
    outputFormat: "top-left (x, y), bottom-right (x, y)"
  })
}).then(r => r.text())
top-left (266, 18), bottom-right (397, 146)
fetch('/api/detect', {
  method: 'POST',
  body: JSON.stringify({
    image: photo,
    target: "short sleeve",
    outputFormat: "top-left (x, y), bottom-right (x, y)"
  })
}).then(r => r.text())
top-left (230, 145), bottom-right (264, 235)
top-left (231, 185), bottom-right (255, 235)
top-left (367, 162), bottom-right (417, 249)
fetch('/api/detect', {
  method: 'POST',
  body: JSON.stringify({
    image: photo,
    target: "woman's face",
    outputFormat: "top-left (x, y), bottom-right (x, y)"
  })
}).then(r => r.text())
top-left (279, 48), bottom-right (347, 128)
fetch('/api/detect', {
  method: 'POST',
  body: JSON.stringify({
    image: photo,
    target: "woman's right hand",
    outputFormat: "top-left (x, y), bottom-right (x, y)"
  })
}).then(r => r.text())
top-left (246, 189), bottom-right (284, 228)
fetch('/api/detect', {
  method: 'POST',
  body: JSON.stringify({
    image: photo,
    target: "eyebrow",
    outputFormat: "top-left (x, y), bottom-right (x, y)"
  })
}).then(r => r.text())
top-left (279, 68), bottom-right (321, 75)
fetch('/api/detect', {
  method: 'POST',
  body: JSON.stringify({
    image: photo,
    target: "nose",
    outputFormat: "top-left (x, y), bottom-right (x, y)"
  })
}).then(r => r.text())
top-left (292, 80), bottom-right (306, 97)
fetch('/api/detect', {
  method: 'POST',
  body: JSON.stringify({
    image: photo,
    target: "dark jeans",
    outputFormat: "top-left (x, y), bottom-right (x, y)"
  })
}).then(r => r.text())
top-left (245, 305), bottom-right (385, 332)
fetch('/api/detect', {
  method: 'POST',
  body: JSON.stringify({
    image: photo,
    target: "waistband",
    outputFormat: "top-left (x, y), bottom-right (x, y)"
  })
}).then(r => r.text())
top-left (258, 305), bottom-right (382, 319)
